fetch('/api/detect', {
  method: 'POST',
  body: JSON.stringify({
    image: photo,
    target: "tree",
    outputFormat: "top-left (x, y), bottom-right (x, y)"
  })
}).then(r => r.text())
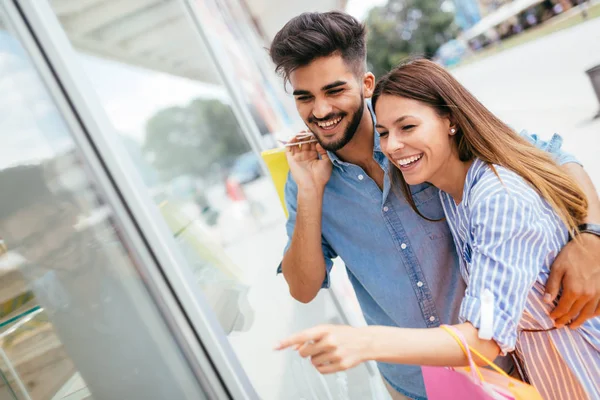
top-left (365, 0), bottom-right (457, 77)
top-left (143, 98), bottom-right (251, 182)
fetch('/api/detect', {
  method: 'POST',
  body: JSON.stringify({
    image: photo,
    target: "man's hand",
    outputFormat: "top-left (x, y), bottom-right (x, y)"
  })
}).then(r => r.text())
top-left (546, 233), bottom-right (600, 328)
top-left (286, 134), bottom-right (332, 192)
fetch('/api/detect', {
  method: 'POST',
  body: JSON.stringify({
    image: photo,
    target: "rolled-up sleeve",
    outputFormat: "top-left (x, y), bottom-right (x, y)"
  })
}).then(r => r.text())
top-left (459, 191), bottom-right (547, 354)
top-left (276, 172), bottom-right (336, 288)
top-left (520, 130), bottom-right (581, 166)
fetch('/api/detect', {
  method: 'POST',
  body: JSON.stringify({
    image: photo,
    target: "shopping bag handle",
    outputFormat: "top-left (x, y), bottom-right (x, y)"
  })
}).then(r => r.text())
top-left (440, 325), bottom-right (510, 383)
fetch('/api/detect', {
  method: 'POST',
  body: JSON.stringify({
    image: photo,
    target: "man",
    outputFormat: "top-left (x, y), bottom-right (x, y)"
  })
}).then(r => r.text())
top-left (269, 11), bottom-right (600, 400)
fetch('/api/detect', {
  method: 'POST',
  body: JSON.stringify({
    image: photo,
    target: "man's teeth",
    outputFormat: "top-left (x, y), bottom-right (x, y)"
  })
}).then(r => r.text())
top-left (317, 117), bottom-right (342, 128)
top-left (397, 154), bottom-right (423, 166)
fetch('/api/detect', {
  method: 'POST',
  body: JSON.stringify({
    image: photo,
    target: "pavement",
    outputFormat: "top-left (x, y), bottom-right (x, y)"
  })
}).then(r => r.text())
top-left (451, 17), bottom-right (600, 189)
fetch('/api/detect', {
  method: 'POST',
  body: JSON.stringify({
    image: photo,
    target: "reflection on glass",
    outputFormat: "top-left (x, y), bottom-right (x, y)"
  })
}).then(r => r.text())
top-left (50, 0), bottom-right (381, 398)
top-left (0, 8), bottom-right (206, 400)
top-left (195, 0), bottom-right (295, 141)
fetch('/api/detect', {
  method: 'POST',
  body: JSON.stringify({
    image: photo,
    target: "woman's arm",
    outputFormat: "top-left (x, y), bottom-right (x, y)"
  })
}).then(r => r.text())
top-left (366, 322), bottom-right (499, 366)
top-left (277, 180), bottom-right (549, 374)
top-left (274, 322), bottom-right (499, 374)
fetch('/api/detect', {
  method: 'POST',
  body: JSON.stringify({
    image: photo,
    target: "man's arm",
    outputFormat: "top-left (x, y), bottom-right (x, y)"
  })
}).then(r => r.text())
top-left (281, 184), bottom-right (328, 303)
top-left (524, 131), bottom-right (600, 327)
top-left (279, 141), bottom-right (335, 304)
top-left (546, 163), bottom-right (600, 328)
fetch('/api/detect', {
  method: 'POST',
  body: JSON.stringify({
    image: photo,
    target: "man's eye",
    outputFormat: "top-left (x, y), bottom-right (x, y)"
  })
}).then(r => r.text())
top-left (328, 89), bottom-right (343, 95)
top-left (296, 96), bottom-right (312, 102)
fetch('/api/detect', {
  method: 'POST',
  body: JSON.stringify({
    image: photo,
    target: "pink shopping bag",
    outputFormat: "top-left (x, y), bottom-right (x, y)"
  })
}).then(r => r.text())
top-left (422, 325), bottom-right (542, 400)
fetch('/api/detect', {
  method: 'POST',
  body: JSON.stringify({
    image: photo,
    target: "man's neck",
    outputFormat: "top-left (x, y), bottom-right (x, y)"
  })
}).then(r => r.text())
top-left (336, 102), bottom-right (376, 168)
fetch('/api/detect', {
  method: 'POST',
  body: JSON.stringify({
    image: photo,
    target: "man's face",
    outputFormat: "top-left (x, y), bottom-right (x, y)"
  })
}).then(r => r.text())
top-left (289, 55), bottom-right (372, 152)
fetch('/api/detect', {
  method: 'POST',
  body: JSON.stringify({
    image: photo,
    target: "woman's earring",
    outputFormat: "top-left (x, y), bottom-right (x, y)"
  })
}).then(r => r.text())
top-left (450, 128), bottom-right (456, 134)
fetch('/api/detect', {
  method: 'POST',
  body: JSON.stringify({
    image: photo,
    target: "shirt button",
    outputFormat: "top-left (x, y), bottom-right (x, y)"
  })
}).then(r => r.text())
top-left (417, 281), bottom-right (423, 287)
top-left (429, 316), bottom-right (436, 322)
top-left (400, 243), bottom-right (407, 250)
top-left (358, 174), bottom-right (364, 180)
top-left (383, 206), bottom-right (389, 212)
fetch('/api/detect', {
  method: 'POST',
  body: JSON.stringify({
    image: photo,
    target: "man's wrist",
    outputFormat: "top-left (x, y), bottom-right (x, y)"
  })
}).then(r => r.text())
top-left (297, 184), bottom-right (325, 200)
top-left (577, 223), bottom-right (600, 239)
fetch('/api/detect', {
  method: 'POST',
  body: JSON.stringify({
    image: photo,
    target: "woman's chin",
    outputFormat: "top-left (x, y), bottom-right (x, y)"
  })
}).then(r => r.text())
top-left (403, 175), bottom-right (426, 186)
top-left (398, 169), bottom-right (427, 186)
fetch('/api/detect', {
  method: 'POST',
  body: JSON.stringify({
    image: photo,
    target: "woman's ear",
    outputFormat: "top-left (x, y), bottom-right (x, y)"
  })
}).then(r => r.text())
top-left (363, 72), bottom-right (376, 98)
top-left (448, 115), bottom-right (458, 136)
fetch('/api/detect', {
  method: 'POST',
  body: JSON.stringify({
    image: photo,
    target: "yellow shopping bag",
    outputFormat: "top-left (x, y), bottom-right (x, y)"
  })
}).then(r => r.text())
top-left (261, 147), bottom-right (290, 218)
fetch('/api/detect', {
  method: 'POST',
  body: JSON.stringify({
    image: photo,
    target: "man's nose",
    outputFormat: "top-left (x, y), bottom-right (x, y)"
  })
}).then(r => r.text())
top-left (312, 98), bottom-right (333, 119)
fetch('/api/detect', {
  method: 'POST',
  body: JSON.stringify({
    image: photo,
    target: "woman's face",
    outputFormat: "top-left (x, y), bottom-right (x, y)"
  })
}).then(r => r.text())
top-left (375, 94), bottom-right (457, 185)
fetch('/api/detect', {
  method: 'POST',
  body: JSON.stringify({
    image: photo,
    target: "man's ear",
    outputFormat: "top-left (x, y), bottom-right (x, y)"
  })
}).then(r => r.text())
top-left (363, 72), bottom-right (376, 98)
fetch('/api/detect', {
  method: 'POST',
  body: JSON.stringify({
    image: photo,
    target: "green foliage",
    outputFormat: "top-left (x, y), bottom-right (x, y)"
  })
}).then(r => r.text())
top-left (365, 0), bottom-right (457, 77)
top-left (143, 98), bottom-right (250, 182)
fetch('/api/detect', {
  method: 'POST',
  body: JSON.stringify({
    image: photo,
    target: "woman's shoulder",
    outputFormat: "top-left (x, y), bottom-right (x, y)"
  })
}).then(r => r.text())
top-left (467, 159), bottom-right (540, 209)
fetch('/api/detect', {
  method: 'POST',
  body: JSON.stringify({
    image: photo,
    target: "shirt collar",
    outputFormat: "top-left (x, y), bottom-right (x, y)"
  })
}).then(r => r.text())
top-left (328, 99), bottom-right (381, 170)
top-left (461, 158), bottom-right (486, 208)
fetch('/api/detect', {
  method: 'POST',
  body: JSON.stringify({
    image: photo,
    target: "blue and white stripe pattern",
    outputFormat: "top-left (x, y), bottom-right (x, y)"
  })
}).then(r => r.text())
top-left (440, 158), bottom-right (600, 399)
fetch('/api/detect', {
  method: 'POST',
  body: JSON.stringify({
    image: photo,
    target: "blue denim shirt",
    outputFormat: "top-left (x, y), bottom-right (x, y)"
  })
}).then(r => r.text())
top-left (278, 104), bottom-right (579, 399)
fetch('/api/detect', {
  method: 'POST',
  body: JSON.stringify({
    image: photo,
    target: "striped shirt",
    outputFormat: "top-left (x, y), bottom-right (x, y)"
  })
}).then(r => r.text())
top-left (440, 158), bottom-right (600, 400)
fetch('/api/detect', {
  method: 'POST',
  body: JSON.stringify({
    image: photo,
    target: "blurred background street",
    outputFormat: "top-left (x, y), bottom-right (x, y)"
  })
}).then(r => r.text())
top-left (452, 17), bottom-right (600, 188)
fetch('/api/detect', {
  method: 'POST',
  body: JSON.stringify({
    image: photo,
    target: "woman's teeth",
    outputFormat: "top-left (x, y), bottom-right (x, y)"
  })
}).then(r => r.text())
top-left (317, 116), bottom-right (342, 128)
top-left (397, 154), bottom-right (423, 166)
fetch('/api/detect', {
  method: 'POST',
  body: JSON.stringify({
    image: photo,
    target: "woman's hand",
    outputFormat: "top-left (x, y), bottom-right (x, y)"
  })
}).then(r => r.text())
top-left (275, 324), bottom-right (372, 374)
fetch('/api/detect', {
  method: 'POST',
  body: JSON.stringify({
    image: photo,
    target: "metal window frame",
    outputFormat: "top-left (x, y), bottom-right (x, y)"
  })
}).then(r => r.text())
top-left (6, 0), bottom-right (258, 398)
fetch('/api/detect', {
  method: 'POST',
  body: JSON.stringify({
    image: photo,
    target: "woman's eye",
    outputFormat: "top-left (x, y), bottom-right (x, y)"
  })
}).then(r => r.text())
top-left (403, 125), bottom-right (416, 131)
top-left (377, 131), bottom-right (388, 137)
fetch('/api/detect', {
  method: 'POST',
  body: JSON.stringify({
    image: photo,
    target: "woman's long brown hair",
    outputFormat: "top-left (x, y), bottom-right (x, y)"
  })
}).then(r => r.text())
top-left (372, 59), bottom-right (587, 233)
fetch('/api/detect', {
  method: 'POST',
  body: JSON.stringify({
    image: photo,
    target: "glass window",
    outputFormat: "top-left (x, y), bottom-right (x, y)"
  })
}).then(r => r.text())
top-left (0, 7), bottom-right (207, 400)
top-left (48, 0), bottom-right (381, 398)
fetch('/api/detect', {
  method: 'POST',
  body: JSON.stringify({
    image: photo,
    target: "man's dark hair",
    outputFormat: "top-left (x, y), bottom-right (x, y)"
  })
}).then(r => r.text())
top-left (269, 11), bottom-right (367, 85)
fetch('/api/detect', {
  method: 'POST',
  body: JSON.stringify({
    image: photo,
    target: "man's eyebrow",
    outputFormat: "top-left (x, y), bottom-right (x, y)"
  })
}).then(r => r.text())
top-left (293, 89), bottom-right (311, 96)
top-left (322, 80), bottom-right (346, 91)
top-left (293, 81), bottom-right (347, 96)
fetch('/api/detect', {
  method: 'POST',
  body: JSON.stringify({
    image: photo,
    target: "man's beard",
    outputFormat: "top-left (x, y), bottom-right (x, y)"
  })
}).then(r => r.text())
top-left (309, 95), bottom-right (365, 152)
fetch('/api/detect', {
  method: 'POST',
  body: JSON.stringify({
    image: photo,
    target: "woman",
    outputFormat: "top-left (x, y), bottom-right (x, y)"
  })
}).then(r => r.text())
top-left (276, 59), bottom-right (600, 399)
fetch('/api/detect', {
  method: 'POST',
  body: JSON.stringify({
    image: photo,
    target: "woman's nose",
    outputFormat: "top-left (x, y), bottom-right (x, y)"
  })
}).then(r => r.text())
top-left (385, 133), bottom-right (405, 153)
